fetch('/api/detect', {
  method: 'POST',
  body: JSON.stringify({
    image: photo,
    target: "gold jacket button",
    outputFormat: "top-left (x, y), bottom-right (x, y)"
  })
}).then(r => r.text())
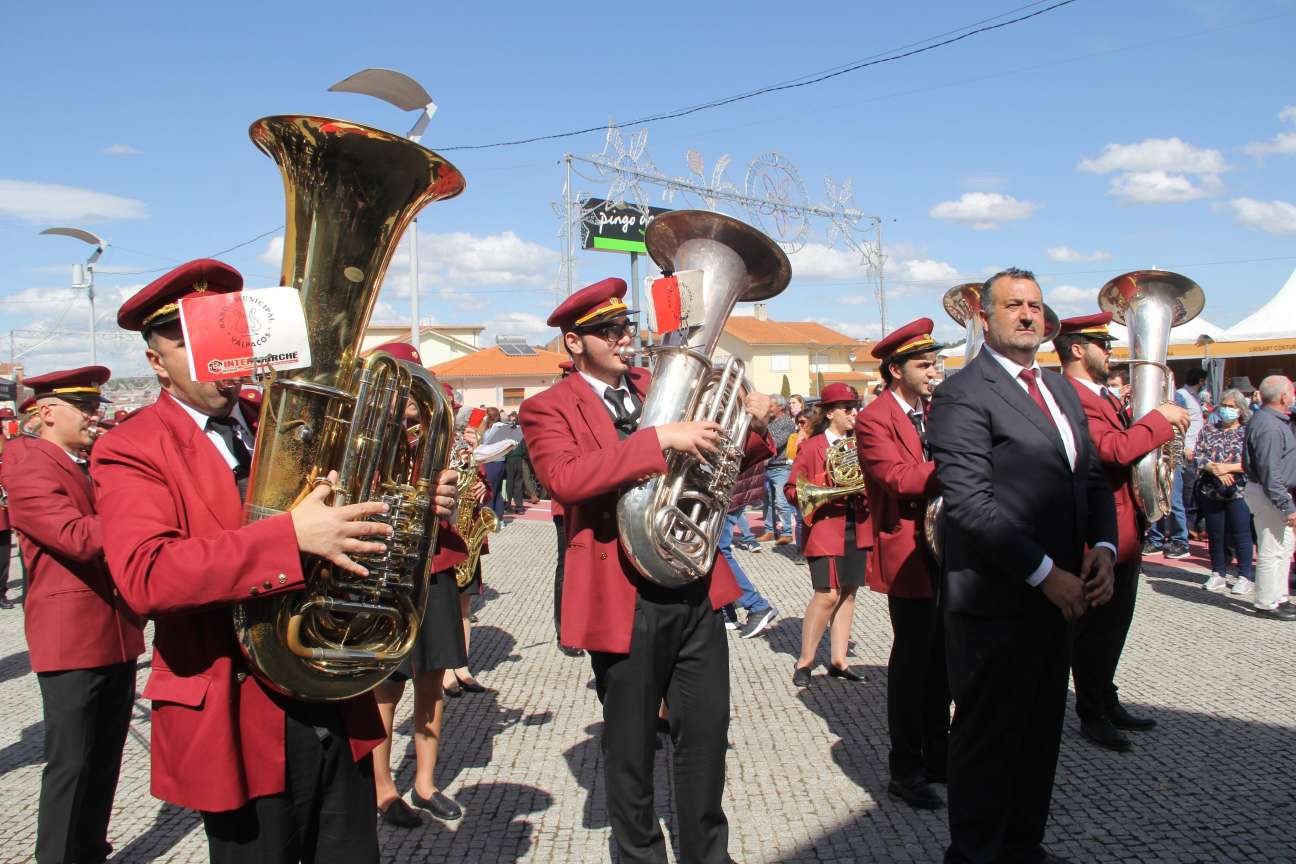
top-left (277, 573), bottom-right (287, 584)
top-left (236, 672), bottom-right (247, 683)
top-left (249, 587), bottom-right (259, 596)
top-left (599, 552), bottom-right (607, 560)
top-left (262, 580), bottom-right (272, 590)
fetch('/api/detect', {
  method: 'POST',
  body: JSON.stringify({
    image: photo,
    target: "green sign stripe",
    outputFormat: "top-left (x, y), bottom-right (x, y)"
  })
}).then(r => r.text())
top-left (593, 236), bottom-right (647, 253)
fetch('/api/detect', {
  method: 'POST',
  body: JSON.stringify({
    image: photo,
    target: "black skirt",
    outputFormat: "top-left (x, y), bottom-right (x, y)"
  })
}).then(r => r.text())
top-left (808, 523), bottom-right (868, 590)
top-left (391, 567), bottom-right (467, 681)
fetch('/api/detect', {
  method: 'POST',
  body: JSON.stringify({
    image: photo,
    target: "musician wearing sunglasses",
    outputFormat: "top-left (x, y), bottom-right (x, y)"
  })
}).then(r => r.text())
top-left (520, 276), bottom-right (773, 864)
top-left (785, 382), bottom-right (870, 688)
top-left (1057, 313), bottom-right (1188, 753)
top-left (854, 319), bottom-right (950, 811)
top-left (2, 366), bottom-right (143, 864)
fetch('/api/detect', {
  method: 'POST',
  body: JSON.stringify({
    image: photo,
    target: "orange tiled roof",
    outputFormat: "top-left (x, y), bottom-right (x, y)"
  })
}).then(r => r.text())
top-left (428, 346), bottom-right (568, 379)
top-left (723, 317), bottom-right (870, 349)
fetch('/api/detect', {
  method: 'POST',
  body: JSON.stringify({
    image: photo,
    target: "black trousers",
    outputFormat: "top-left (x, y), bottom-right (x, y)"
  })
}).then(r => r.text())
top-left (553, 515), bottom-right (567, 638)
top-left (944, 607), bottom-right (1070, 864)
top-left (589, 583), bottom-right (730, 864)
top-left (1072, 559), bottom-right (1140, 722)
top-left (201, 706), bottom-right (378, 864)
top-left (0, 529), bottom-right (11, 598)
top-left (886, 595), bottom-right (951, 782)
top-left (36, 661), bottom-right (137, 864)
top-left (506, 459), bottom-right (526, 510)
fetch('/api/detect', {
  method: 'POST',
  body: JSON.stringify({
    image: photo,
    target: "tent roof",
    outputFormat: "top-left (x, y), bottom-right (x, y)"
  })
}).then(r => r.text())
top-left (1107, 316), bottom-right (1226, 346)
top-left (1223, 267), bottom-right (1296, 339)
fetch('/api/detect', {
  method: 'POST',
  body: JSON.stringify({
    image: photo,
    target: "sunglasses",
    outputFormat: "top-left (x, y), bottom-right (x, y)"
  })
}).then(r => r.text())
top-left (580, 320), bottom-right (639, 343)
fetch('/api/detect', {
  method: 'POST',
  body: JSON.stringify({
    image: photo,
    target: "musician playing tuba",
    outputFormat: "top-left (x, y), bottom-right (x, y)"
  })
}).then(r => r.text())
top-left (784, 383), bottom-right (870, 688)
top-left (853, 317), bottom-right (951, 810)
top-left (1055, 312), bottom-right (1188, 753)
top-left (93, 262), bottom-right (461, 861)
top-left (520, 276), bottom-right (774, 864)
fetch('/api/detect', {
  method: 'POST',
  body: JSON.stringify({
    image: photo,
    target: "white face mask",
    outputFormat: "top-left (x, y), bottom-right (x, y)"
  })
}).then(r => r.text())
top-left (1199, 390), bottom-right (1211, 402)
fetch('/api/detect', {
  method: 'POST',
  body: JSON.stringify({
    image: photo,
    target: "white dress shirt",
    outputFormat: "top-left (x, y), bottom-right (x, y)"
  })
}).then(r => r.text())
top-left (982, 348), bottom-right (1114, 585)
top-left (171, 394), bottom-right (255, 471)
top-left (579, 371), bottom-right (636, 419)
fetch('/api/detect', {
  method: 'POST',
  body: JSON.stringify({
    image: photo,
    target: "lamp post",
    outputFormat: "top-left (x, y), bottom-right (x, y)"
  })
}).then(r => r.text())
top-left (39, 227), bottom-right (107, 364)
top-left (329, 68), bottom-right (438, 350)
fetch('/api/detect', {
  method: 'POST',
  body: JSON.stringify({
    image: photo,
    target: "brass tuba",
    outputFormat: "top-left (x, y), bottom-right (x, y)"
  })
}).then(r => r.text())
top-left (617, 210), bottom-right (790, 587)
top-left (795, 436), bottom-right (866, 521)
top-left (923, 282), bottom-right (1061, 560)
top-left (233, 115), bottom-right (465, 701)
top-left (1099, 270), bottom-right (1204, 521)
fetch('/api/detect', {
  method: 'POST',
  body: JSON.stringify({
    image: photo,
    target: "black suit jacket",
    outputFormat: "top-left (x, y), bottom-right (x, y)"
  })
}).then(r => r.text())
top-left (928, 349), bottom-right (1117, 618)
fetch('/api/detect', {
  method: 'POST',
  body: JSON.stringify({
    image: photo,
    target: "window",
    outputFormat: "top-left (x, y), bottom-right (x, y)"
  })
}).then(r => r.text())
top-left (813, 353), bottom-right (830, 368)
top-left (770, 354), bottom-right (790, 372)
top-left (503, 387), bottom-right (525, 407)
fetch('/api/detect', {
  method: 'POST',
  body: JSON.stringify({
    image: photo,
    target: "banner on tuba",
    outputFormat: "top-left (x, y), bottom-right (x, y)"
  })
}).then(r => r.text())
top-left (180, 286), bottom-right (312, 382)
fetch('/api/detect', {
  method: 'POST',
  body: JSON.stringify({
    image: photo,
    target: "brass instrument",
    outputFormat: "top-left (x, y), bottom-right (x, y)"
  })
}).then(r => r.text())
top-left (233, 115), bottom-right (465, 701)
top-left (924, 283), bottom-right (1063, 560)
top-left (1099, 270), bottom-right (1204, 521)
top-left (452, 439), bottom-right (512, 588)
top-left (795, 436), bottom-right (866, 521)
top-left (617, 210), bottom-right (790, 587)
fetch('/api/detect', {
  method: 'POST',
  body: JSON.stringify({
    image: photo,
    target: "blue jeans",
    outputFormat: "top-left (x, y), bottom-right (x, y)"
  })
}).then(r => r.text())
top-left (763, 464), bottom-right (795, 539)
top-left (732, 512), bottom-right (755, 543)
top-left (1200, 493), bottom-right (1254, 579)
top-left (1146, 464), bottom-right (1188, 545)
top-left (720, 513), bottom-right (770, 614)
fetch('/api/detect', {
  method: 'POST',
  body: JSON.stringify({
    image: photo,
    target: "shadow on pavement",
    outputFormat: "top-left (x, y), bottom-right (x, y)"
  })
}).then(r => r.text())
top-left (0, 648), bottom-right (30, 685)
top-left (110, 802), bottom-right (198, 863)
top-left (0, 721), bottom-right (42, 776)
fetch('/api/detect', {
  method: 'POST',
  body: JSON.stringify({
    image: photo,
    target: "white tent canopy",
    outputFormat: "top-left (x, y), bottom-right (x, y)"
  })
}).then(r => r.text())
top-left (1107, 315), bottom-right (1226, 347)
top-left (1223, 267), bottom-right (1296, 340)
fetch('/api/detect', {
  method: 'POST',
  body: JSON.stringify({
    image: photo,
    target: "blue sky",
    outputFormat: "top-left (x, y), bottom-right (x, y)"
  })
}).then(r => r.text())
top-left (4, 0), bottom-right (1295, 376)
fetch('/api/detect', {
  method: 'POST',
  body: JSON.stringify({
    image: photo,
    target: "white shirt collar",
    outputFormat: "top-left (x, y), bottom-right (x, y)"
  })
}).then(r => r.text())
top-left (170, 392), bottom-right (250, 435)
top-left (890, 387), bottom-right (922, 415)
top-left (982, 342), bottom-right (1040, 379)
top-left (825, 427), bottom-right (845, 446)
top-left (578, 370), bottom-right (627, 397)
top-left (1067, 373), bottom-right (1106, 397)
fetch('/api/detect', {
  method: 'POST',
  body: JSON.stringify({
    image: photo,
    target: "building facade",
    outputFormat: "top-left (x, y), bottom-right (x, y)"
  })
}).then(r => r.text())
top-left (714, 304), bottom-right (878, 397)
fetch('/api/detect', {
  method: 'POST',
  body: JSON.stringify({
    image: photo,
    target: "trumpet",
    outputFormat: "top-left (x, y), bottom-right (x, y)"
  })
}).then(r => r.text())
top-left (795, 436), bottom-right (866, 521)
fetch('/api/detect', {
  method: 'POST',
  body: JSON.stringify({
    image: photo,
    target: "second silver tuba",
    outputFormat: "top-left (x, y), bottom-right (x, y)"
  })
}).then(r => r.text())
top-left (1098, 270), bottom-right (1205, 522)
top-left (616, 210), bottom-right (791, 588)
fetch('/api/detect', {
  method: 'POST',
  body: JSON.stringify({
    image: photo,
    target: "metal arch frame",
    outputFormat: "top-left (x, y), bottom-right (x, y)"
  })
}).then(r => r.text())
top-left (552, 122), bottom-right (890, 331)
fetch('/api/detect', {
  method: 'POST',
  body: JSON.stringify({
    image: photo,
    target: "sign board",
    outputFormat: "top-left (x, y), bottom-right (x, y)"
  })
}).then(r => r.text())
top-left (582, 198), bottom-right (671, 255)
top-left (179, 286), bottom-right (312, 382)
top-left (0, 378), bottom-right (15, 401)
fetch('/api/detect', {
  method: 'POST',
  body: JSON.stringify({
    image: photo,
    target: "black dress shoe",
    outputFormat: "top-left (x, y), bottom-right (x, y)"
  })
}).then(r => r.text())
top-left (1079, 717), bottom-right (1132, 752)
top-left (0, 597), bottom-right (12, 610)
top-left (1255, 605), bottom-right (1296, 621)
top-left (455, 674), bottom-right (489, 694)
top-left (442, 680), bottom-right (463, 698)
top-left (792, 666), bottom-right (813, 687)
top-left (559, 644), bottom-right (585, 657)
top-left (410, 787), bottom-right (463, 821)
top-left (1107, 703), bottom-right (1156, 731)
top-left (827, 665), bottom-right (864, 683)
top-left (888, 776), bottom-right (943, 810)
top-left (378, 797), bottom-right (424, 828)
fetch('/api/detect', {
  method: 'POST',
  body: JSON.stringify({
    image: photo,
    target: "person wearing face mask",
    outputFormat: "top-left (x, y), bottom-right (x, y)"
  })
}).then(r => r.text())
top-left (2, 366), bottom-right (144, 864)
top-left (1056, 313), bottom-right (1189, 753)
top-left (1195, 389), bottom-right (1254, 595)
top-left (520, 277), bottom-right (773, 864)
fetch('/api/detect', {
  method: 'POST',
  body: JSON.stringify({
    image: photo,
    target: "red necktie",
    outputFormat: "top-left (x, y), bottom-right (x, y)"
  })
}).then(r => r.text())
top-left (1019, 368), bottom-right (1058, 429)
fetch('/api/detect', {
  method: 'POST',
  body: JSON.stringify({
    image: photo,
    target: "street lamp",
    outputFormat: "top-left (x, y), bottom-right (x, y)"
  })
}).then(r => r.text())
top-left (39, 227), bottom-right (107, 364)
top-left (329, 68), bottom-right (438, 350)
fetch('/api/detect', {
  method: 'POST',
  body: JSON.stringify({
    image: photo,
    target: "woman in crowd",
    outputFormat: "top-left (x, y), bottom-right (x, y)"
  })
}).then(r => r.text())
top-left (786, 408), bottom-right (818, 549)
top-left (1195, 387), bottom-right (1255, 594)
top-left (785, 385), bottom-right (868, 687)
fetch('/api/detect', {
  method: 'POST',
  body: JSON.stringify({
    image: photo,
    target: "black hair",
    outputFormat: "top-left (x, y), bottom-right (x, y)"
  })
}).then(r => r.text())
top-left (1185, 367), bottom-right (1208, 387)
top-left (881, 349), bottom-right (937, 386)
top-left (981, 267), bottom-right (1039, 307)
top-left (1053, 333), bottom-right (1086, 363)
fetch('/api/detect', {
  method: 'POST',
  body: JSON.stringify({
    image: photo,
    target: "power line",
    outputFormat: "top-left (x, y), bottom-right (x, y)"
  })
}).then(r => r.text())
top-left (432, 0), bottom-right (1082, 152)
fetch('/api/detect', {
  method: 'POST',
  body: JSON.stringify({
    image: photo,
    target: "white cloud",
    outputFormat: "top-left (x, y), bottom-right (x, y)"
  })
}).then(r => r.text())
top-left (928, 193), bottom-right (1038, 230)
top-left (257, 236), bottom-right (284, 266)
top-left (1225, 197), bottom-right (1296, 237)
top-left (0, 179), bottom-right (147, 223)
top-left (103, 144), bottom-right (141, 157)
top-left (421, 230), bottom-right (560, 288)
top-left (809, 317), bottom-right (882, 341)
top-left (1048, 284), bottom-right (1098, 304)
top-left (1107, 170), bottom-right (1221, 204)
top-left (1242, 106), bottom-right (1296, 162)
top-left (1076, 137), bottom-right (1226, 205)
top-left (481, 311), bottom-right (549, 342)
top-left (894, 258), bottom-right (960, 284)
top-left (1077, 137), bottom-right (1227, 175)
top-left (1046, 246), bottom-right (1112, 263)
top-left (786, 243), bottom-right (868, 281)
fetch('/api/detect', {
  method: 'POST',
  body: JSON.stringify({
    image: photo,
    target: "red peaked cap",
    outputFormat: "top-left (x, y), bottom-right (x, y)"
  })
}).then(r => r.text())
top-left (373, 341), bottom-right (423, 366)
top-left (1057, 311), bottom-right (1113, 338)
top-left (25, 365), bottom-right (112, 403)
top-left (0, 408), bottom-right (13, 420)
top-left (546, 277), bottom-right (634, 331)
top-left (19, 396), bottom-right (37, 414)
top-left (872, 317), bottom-right (937, 361)
top-left (117, 258), bottom-right (243, 332)
top-left (239, 386), bottom-right (263, 404)
top-left (819, 382), bottom-right (859, 406)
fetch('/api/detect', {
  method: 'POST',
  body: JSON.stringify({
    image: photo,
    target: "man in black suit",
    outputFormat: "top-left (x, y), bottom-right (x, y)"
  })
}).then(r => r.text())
top-left (928, 268), bottom-right (1117, 864)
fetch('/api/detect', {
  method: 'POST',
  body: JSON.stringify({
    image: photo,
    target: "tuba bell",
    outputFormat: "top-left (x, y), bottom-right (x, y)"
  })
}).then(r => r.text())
top-left (924, 282), bottom-right (1062, 560)
top-left (617, 210), bottom-right (791, 588)
top-left (233, 115), bottom-right (465, 701)
top-left (1099, 270), bottom-right (1204, 522)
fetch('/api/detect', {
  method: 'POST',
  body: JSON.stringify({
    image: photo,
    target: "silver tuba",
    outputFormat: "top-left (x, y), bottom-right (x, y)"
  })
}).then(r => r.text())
top-left (617, 210), bottom-right (790, 587)
top-left (924, 282), bottom-right (1061, 560)
top-left (1098, 270), bottom-right (1204, 521)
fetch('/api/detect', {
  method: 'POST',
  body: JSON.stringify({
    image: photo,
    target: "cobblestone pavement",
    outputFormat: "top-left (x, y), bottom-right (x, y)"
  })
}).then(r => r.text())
top-left (1, 519), bottom-right (1293, 863)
